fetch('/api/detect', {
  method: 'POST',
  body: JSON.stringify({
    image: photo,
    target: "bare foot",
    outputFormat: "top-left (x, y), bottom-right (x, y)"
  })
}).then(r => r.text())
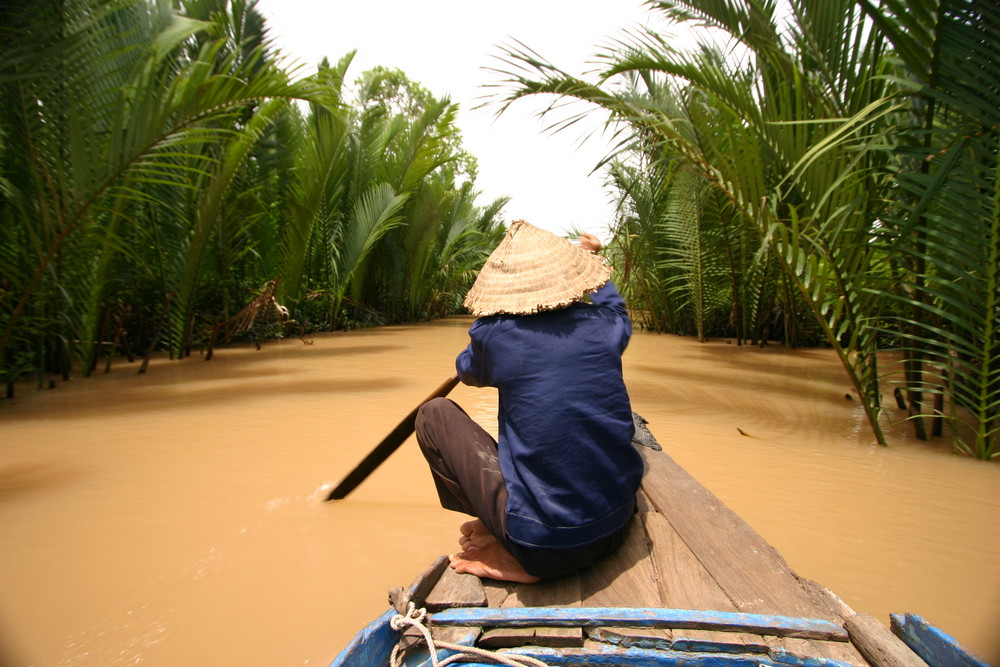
top-left (449, 541), bottom-right (541, 584)
top-left (458, 518), bottom-right (497, 553)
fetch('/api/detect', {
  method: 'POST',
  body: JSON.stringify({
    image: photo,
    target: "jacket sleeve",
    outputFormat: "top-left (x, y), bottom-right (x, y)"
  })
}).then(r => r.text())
top-left (590, 281), bottom-right (632, 349)
top-left (456, 320), bottom-right (492, 387)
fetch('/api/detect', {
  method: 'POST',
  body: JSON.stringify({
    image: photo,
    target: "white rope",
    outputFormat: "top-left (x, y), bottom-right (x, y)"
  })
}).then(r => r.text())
top-left (389, 603), bottom-right (550, 667)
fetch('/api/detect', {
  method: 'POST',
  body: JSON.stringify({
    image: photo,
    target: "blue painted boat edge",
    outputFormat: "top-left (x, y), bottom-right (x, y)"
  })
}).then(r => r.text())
top-left (428, 606), bottom-right (846, 640)
top-left (329, 608), bottom-right (397, 666)
top-left (333, 607), bottom-right (988, 667)
top-left (328, 607), bottom-right (863, 667)
top-left (504, 643), bottom-right (859, 667)
top-left (890, 612), bottom-right (990, 667)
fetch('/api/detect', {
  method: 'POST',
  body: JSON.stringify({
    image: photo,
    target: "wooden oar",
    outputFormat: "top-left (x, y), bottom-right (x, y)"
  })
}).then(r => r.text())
top-left (326, 374), bottom-right (460, 501)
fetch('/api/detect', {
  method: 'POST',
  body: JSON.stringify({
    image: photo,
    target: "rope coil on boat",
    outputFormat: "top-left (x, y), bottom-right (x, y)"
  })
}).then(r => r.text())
top-left (389, 602), bottom-right (549, 667)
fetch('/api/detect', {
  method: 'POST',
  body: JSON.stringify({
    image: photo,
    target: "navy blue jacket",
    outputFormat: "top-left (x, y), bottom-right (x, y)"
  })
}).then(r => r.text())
top-left (456, 282), bottom-right (643, 549)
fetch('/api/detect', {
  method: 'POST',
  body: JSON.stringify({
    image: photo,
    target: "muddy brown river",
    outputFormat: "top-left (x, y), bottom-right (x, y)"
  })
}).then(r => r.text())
top-left (1, 319), bottom-right (998, 666)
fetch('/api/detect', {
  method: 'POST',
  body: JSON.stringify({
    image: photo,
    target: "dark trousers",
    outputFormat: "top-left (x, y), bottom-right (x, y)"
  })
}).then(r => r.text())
top-left (414, 397), bottom-right (629, 579)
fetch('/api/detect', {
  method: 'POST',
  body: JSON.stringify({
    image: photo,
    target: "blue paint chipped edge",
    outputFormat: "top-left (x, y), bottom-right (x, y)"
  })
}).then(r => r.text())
top-left (890, 612), bottom-right (989, 667)
top-left (329, 608), bottom-right (397, 666)
top-left (429, 606), bottom-right (846, 640)
top-left (329, 606), bottom-right (856, 667)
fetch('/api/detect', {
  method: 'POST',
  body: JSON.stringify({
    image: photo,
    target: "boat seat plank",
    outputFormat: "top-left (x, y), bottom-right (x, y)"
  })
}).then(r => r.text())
top-left (522, 626), bottom-right (583, 647)
top-left (638, 447), bottom-right (834, 620)
top-left (585, 626), bottom-right (672, 650)
top-left (477, 626), bottom-right (536, 649)
top-left (424, 565), bottom-right (487, 611)
top-left (482, 580), bottom-right (514, 608)
top-left (480, 568), bottom-right (585, 647)
top-left (670, 629), bottom-right (769, 654)
top-left (479, 627), bottom-right (582, 649)
top-left (507, 571), bottom-right (582, 608)
top-left (507, 573), bottom-right (585, 646)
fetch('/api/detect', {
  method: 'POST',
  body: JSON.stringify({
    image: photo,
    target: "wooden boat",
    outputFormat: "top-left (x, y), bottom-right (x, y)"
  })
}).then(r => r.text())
top-left (332, 416), bottom-right (987, 667)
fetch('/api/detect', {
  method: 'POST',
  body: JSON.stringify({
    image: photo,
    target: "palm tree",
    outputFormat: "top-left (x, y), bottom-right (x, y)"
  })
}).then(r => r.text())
top-left (605, 73), bottom-right (782, 344)
top-left (397, 179), bottom-right (509, 321)
top-left (489, 1), bottom-right (897, 444)
top-left (336, 67), bottom-right (506, 326)
top-left (489, 0), bottom-right (997, 456)
top-left (0, 0), bottom-right (304, 378)
top-left (861, 0), bottom-right (999, 458)
top-left (1, 2), bottom-right (508, 386)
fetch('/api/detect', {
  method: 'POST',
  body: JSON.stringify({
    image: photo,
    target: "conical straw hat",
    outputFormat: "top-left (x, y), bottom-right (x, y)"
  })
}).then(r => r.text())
top-left (463, 219), bottom-right (612, 317)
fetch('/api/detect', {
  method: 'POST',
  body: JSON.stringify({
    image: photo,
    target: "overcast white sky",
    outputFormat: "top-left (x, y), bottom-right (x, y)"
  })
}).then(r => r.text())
top-left (254, 0), bottom-right (671, 237)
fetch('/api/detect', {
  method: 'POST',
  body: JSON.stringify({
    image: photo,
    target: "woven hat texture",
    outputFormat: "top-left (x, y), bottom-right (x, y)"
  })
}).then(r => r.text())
top-left (463, 219), bottom-right (611, 317)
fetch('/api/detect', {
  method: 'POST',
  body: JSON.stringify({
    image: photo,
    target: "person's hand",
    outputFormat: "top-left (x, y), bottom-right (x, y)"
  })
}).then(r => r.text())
top-left (578, 232), bottom-right (601, 254)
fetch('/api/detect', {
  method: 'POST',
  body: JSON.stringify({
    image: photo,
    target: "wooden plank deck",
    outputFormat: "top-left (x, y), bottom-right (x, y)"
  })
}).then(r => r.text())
top-left (398, 418), bottom-right (925, 666)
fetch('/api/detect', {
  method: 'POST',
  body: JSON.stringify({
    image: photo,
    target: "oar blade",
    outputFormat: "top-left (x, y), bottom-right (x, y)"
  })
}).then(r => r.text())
top-left (326, 375), bottom-right (460, 501)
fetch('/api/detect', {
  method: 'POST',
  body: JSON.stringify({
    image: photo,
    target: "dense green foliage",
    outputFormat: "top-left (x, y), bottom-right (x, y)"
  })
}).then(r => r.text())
top-left (493, 0), bottom-right (998, 457)
top-left (0, 0), bottom-right (506, 386)
top-left (2, 0), bottom-right (996, 459)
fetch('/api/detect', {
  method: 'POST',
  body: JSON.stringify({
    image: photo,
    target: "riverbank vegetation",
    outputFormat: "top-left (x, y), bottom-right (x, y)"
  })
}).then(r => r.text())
top-left (493, 0), bottom-right (998, 459)
top-left (0, 0), bottom-right (507, 385)
top-left (1, 0), bottom-right (996, 459)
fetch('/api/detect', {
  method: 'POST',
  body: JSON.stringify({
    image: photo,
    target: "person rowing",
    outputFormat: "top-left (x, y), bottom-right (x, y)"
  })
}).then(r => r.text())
top-left (415, 219), bottom-right (643, 582)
